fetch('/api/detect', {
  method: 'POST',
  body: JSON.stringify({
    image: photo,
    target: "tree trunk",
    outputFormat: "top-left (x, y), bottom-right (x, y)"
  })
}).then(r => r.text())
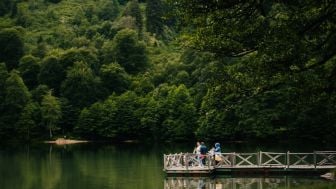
top-left (27, 127), bottom-right (30, 141)
top-left (49, 126), bottom-right (53, 139)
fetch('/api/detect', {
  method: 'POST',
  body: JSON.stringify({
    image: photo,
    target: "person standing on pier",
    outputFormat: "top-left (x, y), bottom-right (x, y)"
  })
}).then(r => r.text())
top-left (200, 142), bottom-right (207, 166)
top-left (193, 142), bottom-right (202, 166)
top-left (193, 141), bottom-right (201, 154)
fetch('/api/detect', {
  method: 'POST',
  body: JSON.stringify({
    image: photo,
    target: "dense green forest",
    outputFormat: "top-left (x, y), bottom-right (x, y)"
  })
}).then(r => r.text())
top-left (0, 0), bottom-right (335, 143)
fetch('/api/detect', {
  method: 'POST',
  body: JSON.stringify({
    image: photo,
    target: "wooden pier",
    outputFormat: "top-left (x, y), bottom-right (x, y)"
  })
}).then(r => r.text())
top-left (163, 151), bottom-right (336, 175)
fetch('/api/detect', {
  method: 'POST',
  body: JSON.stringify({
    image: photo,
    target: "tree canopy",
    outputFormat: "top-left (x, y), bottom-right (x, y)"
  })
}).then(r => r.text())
top-left (0, 0), bottom-right (335, 143)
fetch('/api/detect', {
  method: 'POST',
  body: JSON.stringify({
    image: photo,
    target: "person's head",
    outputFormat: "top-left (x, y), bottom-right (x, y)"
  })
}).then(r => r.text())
top-left (201, 142), bottom-right (205, 145)
top-left (196, 141), bottom-right (200, 146)
top-left (215, 143), bottom-right (220, 148)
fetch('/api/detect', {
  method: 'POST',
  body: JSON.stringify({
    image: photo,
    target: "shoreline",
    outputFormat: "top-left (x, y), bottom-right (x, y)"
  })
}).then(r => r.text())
top-left (44, 138), bottom-right (89, 145)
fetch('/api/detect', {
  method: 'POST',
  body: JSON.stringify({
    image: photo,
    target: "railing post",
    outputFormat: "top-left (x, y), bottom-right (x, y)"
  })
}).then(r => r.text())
top-left (232, 152), bottom-right (236, 167)
top-left (164, 154), bottom-right (166, 170)
top-left (186, 153), bottom-right (189, 170)
top-left (257, 151), bottom-right (261, 167)
top-left (260, 151), bottom-right (263, 166)
top-left (208, 154), bottom-right (211, 169)
top-left (314, 151), bottom-right (317, 169)
top-left (287, 151), bottom-right (290, 169)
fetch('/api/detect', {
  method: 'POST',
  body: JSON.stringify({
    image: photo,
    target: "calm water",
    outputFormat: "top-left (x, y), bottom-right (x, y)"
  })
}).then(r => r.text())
top-left (0, 142), bottom-right (335, 189)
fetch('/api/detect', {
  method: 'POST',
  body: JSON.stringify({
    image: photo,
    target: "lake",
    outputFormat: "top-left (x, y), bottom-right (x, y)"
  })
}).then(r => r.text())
top-left (0, 141), bottom-right (335, 189)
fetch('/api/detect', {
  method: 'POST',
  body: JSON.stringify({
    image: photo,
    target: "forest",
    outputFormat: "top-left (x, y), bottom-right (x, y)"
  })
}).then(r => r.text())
top-left (0, 0), bottom-right (335, 143)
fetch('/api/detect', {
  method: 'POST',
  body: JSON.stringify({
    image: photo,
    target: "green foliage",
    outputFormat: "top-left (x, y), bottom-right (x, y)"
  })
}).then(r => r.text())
top-left (60, 48), bottom-right (100, 73)
top-left (31, 38), bottom-right (47, 58)
top-left (31, 84), bottom-right (50, 103)
top-left (4, 70), bottom-right (31, 117)
top-left (1, 0), bottom-right (335, 143)
top-left (113, 29), bottom-right (148, 74)
top-left (0, 28), bottom-right (24, 70)
top-left (164, 84), bottom-right (197, 140)
top-left (146, 0), bottom-right (164, 36)
top-left (17, 102), bottom-right (40, 141)
top-left (171, 0), bottom-right (336, 142)
top-left (58, 98), bottom-right (77, 135)
top-left (75, 91), bottom-right (143, 140)
top-left (45, 0), bottom-right (62, 3)
top-left (41, 90), bottom-right (61, 138)
top-left (123, 0), bottom-right (143, 34)
top-left (117, 0), bottom-right (130, 6)
top-left (0, 0), bottom-right (14, 16)
top-left (0, 63), bottom-right (9, 104)
top-left (61, 61), bottom-right (101, 109)
top-left (98, 0), bottom-right (119, 21)
top-left (76, 85), bottom-right (197, 141)
top-left (100, 63), bottom-right (130, 95)
top-left (1, 70), bottom-right (31, 137)
top-left (18, 55), bottom-right (40, 89)
top-left (0, 63), bottom-right (9, 132)
top-left (141, 84), bottom-right (197, 141)
top-left (38, 56), bottom-right (65, 94)
top-left (131, 73), bottom-right (154, 95)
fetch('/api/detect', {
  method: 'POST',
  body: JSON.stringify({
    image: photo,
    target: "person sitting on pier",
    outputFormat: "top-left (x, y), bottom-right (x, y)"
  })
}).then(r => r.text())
top-left (214, 143), bottom-right (221, 165)
top-left (200, 142), bottom-right (208, 166)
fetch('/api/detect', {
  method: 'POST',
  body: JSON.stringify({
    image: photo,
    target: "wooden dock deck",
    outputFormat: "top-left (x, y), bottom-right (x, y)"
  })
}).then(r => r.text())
top-left (163, 151), bottom-right (336, 175)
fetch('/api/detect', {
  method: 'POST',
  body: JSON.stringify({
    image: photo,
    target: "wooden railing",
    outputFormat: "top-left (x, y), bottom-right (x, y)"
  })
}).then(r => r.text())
top-left (164, 151), bottom-right (336, 170)
top-left (164, 153), bottom-right (215, 170)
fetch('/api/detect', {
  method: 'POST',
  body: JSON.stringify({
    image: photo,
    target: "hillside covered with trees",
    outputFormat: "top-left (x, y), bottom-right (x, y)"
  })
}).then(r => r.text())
top-left (0, 0), bottom-right (335, 143)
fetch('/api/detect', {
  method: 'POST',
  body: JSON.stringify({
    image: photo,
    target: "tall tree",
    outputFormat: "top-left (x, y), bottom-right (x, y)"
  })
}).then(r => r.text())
top-left (60, 48), bottom-right (100, 74)
top-left (0, 0), bottom-right (13, 16)
top-left (32, 37), bottom-right (47, 58)
top-left (0, 28), bottom-right (24, 70)
top-left (0, 63), bottom-right (8, 105)
top-left (113, 29), bottom-right (148, 74)
top-left (123, 0), bottom-right (143, 35)
top-left (1, 70), bottom-right (31, 137)
top-left (18, 55), bottom-right (40, 89)
top-left (41, 90), bottom-right (61, 139)
top-left (171, 1), bottom-right (336, 67)
top-left (4, 70), bottom-right (31, 117)
top-left (100, 63), bottom-right (130, 95)
top-left (38, 56), bottom-right (65, 94)
top-left (0, 63), bottom-right (9, 135)
top-left (17, 102), bottom-right (39, 141)
top-left (61, 61), bottom-right (101, 109)
top-left (173, 0), bottom-right (336, 141)
top-left (98, 0), bottom-right (120, 21)
top-left (146, 0), bottom-right (164, 36)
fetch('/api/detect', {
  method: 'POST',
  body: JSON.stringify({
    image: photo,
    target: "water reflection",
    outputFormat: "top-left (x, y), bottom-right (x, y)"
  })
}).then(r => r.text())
top-left (164, 177), bottom-right (334, 189)
top-left (0, 143), bottom-right (335, 189)
top-left (0, 144), bottom-right (164, 189)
